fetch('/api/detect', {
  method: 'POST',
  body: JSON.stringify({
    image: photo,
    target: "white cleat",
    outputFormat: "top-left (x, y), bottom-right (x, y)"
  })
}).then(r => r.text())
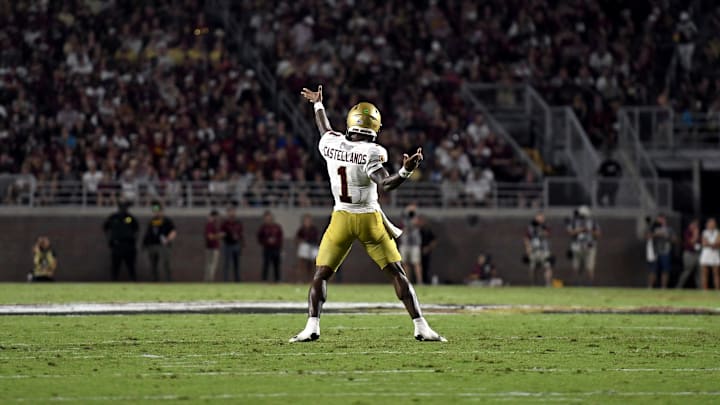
top-left (288, 329), bottom-right (319, 343)
top-left (415, 331), bottom-right (448, 342)
top-left (414, 324), bottom-right (447, 342)
top-left (413, 317), bottom-right (447, 342)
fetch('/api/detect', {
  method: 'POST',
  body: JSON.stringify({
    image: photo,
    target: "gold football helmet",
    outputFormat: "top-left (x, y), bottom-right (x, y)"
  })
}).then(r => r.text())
top-left (346, 102), bottom-right (382, 140)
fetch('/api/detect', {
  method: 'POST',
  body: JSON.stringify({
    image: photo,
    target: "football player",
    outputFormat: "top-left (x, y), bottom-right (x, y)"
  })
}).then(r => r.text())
top-left (289, 85), bottom-right (446, 342)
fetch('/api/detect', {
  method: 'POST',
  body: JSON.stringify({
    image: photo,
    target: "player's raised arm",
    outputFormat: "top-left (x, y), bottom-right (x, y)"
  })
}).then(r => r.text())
top-left (301, 85), bottom-right (333, 135)
top-left (370, 147), bottom-right (423, 192)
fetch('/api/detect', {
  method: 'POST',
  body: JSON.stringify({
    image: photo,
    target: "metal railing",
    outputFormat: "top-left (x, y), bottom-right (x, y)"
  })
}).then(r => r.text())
top-left (462, 83), bottom-right (602, 191)
top-left (673, 111), bottom-right (720, 148)
top-left (617, 108), bottom-right (661, 209)
top-left (460, 83), bottom-right (543, 178)
top-left (525, 86), bottom-right (553, 160)
top-left (562, 106), bottom-right (602, 185)
top-left (623, 106), bottom-right (720, 150)
top-left (618, 109), bottom-right (660, 179)
top-left (0, 177), bottom-right (671, 211)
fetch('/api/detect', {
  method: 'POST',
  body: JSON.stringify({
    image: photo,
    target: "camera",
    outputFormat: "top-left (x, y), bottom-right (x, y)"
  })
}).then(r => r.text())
top-left (404, 205), bottom-right (417, 219)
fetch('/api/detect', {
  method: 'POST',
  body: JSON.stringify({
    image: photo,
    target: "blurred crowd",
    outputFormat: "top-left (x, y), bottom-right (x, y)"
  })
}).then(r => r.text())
top-left (2, 0), bottom-right (720, 206)
top-left (0, 0), bottom-right (313, 207)
top-left (238, 0), bottom-right (720, 150)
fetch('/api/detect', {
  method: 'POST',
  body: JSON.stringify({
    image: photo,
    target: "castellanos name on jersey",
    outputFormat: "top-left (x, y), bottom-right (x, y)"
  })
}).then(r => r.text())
top-left (319, 131), bottom-right (388, 213)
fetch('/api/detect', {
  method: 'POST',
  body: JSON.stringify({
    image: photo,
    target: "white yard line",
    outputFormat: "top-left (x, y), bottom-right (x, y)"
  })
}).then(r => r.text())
top-left (0, 369), bottom-right (438, 380)
top-left (523, 367), bottom-right (720, 373)
top-left (603, 326), bottom-right (705, 330)
top-left (1, 332), bottom-right (704, 350)
top-left (9, 391), bottom-right (720, 402)
top-left (2, 347), bottom-right (718, 361)
top-left (3, 367), bottom-right (719, 380)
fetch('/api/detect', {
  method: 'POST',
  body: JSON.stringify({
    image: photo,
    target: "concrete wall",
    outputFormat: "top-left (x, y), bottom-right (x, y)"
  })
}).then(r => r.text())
top-left (0, 208), bottom-right (652, 286)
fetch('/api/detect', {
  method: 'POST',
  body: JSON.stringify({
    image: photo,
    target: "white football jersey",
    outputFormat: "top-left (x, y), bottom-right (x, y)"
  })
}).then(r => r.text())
top-left (318, 131), bottom-right (388, 213)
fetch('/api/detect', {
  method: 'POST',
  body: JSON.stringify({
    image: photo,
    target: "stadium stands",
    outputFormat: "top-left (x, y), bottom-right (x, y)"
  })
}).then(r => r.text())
top-left (0, 1), bottom-right (717, 209)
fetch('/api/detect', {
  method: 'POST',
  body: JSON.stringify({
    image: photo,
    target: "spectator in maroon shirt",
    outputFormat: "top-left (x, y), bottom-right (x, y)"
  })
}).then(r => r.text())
top-left (221, 205), bottom-right (244, 282)
top-left (295, 214), bottom-right (320, 282)
top-left (204, 210), bottom-right (224, 282)
top-left (257, 211), bottom-right (284, 282)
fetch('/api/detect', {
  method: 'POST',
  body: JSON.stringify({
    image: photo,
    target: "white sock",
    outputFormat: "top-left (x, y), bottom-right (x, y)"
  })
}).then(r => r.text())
top-left (413, 317), bottom-right (428, 330)
top-left (306, 317), bottom-right (320, 333)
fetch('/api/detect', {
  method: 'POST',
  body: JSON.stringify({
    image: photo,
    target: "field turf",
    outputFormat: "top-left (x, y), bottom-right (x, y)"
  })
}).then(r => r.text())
top-left (1, 284), bottom-right (719, 404)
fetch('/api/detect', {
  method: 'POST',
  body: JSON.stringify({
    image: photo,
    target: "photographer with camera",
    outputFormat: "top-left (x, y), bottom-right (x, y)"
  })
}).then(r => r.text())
top-left (524, 212), bottom-right (554, 286)
top-left (646, 214), bottom-right (676, 289)
top-left (400, 204), bottom-right (423, 284)
top-left (30, 236), bottom-right (57, 282)
top-left (566, 206), bottom-right (601, 285)
top-left (675, 219), bottom-right (701, 289)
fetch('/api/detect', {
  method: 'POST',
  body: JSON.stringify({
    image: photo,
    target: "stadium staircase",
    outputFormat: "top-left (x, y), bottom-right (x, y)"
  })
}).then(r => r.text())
top-left (459, 85), bottom-right (544, 180)
top-left (461, 83), bottom-right (662, 210)
top-left (619, 107), bottom-right (719, 215)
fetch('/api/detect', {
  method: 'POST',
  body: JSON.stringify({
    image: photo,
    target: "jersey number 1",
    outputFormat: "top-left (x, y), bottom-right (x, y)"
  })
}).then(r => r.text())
top-left (337, 166), bottom-right (352, 203)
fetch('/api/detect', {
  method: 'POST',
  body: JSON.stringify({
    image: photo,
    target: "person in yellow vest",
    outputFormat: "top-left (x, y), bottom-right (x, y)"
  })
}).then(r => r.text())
top-left (30, 236), bottom-right (57, 282)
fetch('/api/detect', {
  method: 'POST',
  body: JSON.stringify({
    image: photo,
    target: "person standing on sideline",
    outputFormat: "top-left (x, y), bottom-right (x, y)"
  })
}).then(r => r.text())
top-left (30, 236), bottom-right (57, 282)
top-left (221, 205), bottom-right (244, 282)
top-left (296, 214), bottom-right (319, 282)
top-left (103, 200), bottom-right (139, 281)
top-left (566, 206), bottom-right (601, 285)
top-left (699, 218), bottom-right (720, 290)
top-left (647, 214), bottom-right (676, 289)
top-left (257, 210), bottom-right (283, 282)
top-left (400, 204), bottom-right (423, 284)
top-left (142, 200), bottom-right (177, 281)
top-left (204, 210), bottom-right (224, 282)
top-left (418, 215), bottom-right (437, 285)
top-left (676, 219), bottom-right (701, 288)
top-left (524, 212), bottom-right (554, 286)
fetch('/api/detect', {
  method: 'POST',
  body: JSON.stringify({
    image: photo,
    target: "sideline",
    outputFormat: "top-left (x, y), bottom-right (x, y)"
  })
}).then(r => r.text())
top-left (1, 301), bottom-right (718, 316)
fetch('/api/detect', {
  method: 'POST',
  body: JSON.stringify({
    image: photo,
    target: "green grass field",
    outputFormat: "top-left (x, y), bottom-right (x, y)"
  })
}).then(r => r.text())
top-left (1, 284), bottom-right (719, 404)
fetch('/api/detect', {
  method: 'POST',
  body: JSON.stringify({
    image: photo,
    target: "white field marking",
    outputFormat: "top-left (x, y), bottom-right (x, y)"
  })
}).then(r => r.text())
top-left (0, 301), bottom-right (401, 315)
top-left (325, 325), bottom-right (402, 329)
top-left (0, 355), bottom-right (109, 360)
top-left (0, 350), bottom-right (485, 361)
top-left (4, 367), bottom-right (720, 381)
top-left (598, 326), bottom-right (705, 330)
top-left (155, 361), bottom-right (218, 366)
top-left (136, 369), bottom-right (440, 377)
top-left (2, 347), bottom-right (718, 362)
top-left (140, 354), bottom-right (163, 358)
top-left (521, 367), bottom-right (720, 373)
top-left (0, 375), bottom-right (66, 379)
top-left (10, 391), bottom-right (720, 402)
top-left (488, 335), bottom-right (685, 340)
top-left (2, 300), bottom-right (718, 315)
top-left (0, 369), bottom-right (438, 380)
top-left (2, 332), bottom-right (696, 350)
